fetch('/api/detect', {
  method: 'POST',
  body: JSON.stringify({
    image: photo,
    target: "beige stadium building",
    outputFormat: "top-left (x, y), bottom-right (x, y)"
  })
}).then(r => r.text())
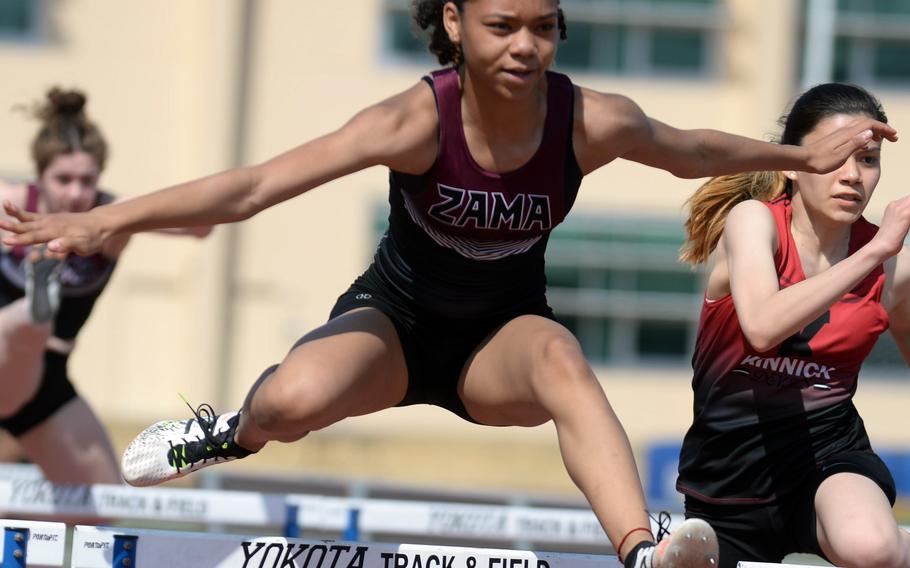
top-left (0, 0), bottom-right (909, 508)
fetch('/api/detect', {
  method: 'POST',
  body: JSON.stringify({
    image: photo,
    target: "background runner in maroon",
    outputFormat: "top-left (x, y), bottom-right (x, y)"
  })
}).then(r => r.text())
top-left (0, 2), bottom-right (898, 567)
top-left (0, 88), bottom-right (211, 486)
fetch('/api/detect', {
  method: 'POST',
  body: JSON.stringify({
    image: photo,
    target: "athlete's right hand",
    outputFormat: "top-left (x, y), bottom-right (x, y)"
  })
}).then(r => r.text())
top-left (869, 195), bottom-right (910, 260)
top-left (0, 200), bottom-right (105, 258)
top-left (802, 117), bottom-right (898, 175)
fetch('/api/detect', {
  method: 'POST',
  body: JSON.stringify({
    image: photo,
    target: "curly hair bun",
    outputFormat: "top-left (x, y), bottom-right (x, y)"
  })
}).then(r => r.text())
top-left (43, 87), bottom-right (87, 119)
top-left (29, 86), bottom-right (107, 174)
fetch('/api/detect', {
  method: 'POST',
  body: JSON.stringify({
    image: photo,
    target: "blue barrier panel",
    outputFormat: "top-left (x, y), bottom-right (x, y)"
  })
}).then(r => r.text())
top-left (283, 504), bottom-right (299, 539)
top-left (2, 527), bottom-right (28, 568)
top-left (645, 441), bottom-right (683, 507)
top-left (112, 535), bottom-right (138, 568)
top-left (342, 508), bottom-right (360, 541)
top-left (879, 450), bottom-right (910, 498)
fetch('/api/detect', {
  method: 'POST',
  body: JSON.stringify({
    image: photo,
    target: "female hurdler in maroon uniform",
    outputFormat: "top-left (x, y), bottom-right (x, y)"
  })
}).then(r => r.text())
top-left (1, 2), bottom-right (898, 567)
top-left (677, 84), bottom-right (910, 568)
top-left (0, 88), bottom-right (211, 486)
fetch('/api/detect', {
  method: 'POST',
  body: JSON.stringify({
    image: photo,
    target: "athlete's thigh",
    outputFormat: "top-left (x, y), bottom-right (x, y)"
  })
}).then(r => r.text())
top-left (0, 300), bottom-right (48, 413)
top-left (815, 472), bottom-right (901, 562)
top-left (459, 314), bottom-right (589, 426)
top-left (18, 397), bottom-right (120, 484)
top-left (263, 307), bottom-right (409, 423)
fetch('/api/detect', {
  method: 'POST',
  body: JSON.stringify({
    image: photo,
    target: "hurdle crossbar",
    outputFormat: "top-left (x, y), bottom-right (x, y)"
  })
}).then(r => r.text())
top-left (0, 478), bottom-right (696, 548)
top-left (0, 478), bottom-right (631, 547)
top-left (0, 478), bottom-right (286, 528)
top-left (70, 525), bottom-right (622, 568)
top-left (737, 564), bottom-right (825, 567)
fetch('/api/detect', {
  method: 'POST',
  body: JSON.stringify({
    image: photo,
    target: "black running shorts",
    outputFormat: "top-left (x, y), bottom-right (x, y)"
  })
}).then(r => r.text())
top-left (0, 351), bottom-right (78, 436)
top-left (328, 277), bottom-right (557, 423)
top-left (684, 450), bottom-right (896, 568)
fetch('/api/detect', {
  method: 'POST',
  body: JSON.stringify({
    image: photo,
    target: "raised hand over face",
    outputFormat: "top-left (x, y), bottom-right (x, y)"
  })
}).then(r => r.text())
top-left (800, 116), bottom-right (897, 175)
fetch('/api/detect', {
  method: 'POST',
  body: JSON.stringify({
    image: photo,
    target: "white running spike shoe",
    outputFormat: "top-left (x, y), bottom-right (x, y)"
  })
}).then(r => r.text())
top-left (121, 403), bottom-right (252, 487)
top-left (628, 518), bottom-right (718, 568)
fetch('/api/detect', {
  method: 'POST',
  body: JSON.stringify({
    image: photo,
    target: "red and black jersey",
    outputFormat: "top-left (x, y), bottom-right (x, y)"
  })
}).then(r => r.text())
top-left (367, 68), bottom-right (582, 320)
top-left (677, 196), bottom-right (888, 504)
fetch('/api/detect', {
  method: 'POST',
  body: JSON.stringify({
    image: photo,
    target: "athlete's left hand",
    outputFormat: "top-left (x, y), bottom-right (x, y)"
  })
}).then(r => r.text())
top-left (869, 195), bottom-right (910, 261)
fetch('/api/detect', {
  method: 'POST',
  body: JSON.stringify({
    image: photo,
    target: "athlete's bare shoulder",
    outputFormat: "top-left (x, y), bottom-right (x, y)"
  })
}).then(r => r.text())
top-left (363, 78), bottom-right (439, 174)
top-left (373, 78), bottom-right (437, 124)
top-left (723, 199), bottom-right (779, 255)
top-left (726, 199), bottom-right (777, 230)
top-left (572, 86), bottom-right (651, 174)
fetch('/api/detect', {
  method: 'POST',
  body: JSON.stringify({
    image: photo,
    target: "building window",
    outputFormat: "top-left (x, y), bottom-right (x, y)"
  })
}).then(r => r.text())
top-left (381, 0), bottom-right (725, 77)
top-left (0, 0), bottom-right (38, 41)
top-left (804, 0), bottom-right (910, 85)
top-left (384, 6), bottom-right (429, 62)
top-left (555, 0), bottom-right (723, 76)
top-left (838, 0), bottom-right (910, 16)
top-left (544, 215), bottom-right (703, 365)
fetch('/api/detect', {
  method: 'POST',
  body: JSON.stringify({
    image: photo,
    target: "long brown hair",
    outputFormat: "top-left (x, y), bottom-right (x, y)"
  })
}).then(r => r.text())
top-left (679, 171), bottom-right (786, 265)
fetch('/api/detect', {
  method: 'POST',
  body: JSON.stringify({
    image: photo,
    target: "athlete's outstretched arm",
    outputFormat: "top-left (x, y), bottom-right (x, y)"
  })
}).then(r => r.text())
top-left (725, 196), bottom-right (910, 352)
top-left (886, 246), bottom-right (910, 365)
top-left (94, 197), bottom-right (216, 259)
top-left (0, 81), bottom-right (438, 257)
top-left (573, 88), bottom-right (898, 178)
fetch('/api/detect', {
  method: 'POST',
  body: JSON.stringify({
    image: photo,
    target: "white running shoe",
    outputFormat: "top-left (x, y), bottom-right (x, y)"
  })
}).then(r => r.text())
top-left (121, 403), bottom-right (252, 487)
top-left (627, 518), bottom-right (718, 568)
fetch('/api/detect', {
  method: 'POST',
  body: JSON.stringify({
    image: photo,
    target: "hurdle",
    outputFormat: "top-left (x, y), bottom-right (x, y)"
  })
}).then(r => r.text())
top-left (69, 525), bottom-right (621, 568)
top-left (0, 477), bottom-right (700, 552)
top-left (737, 565), bottom-right (820, 568)
top-left (0, 520), bottom-right (66, 568)
top-left (0, 478), bottom-right (286, 529)
top-left (0, 520), bottom-right (840, 568)
top-left (0, 477), bottom-right (652, 550)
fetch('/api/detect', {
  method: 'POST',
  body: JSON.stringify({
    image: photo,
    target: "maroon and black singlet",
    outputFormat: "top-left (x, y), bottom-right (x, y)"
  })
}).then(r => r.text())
top-left (328, 67), bottom-right (582, 420)
top-left (0, 184), bottom-right (117, 435)
top-left (0, 184), bottom-right (117, 341)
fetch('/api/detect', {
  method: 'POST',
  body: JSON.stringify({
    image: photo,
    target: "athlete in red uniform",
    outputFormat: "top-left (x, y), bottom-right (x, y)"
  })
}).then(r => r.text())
top-left (677, 83), bottom-right (910, 568)
top-left (1, 3), bottom-right (898, 567)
